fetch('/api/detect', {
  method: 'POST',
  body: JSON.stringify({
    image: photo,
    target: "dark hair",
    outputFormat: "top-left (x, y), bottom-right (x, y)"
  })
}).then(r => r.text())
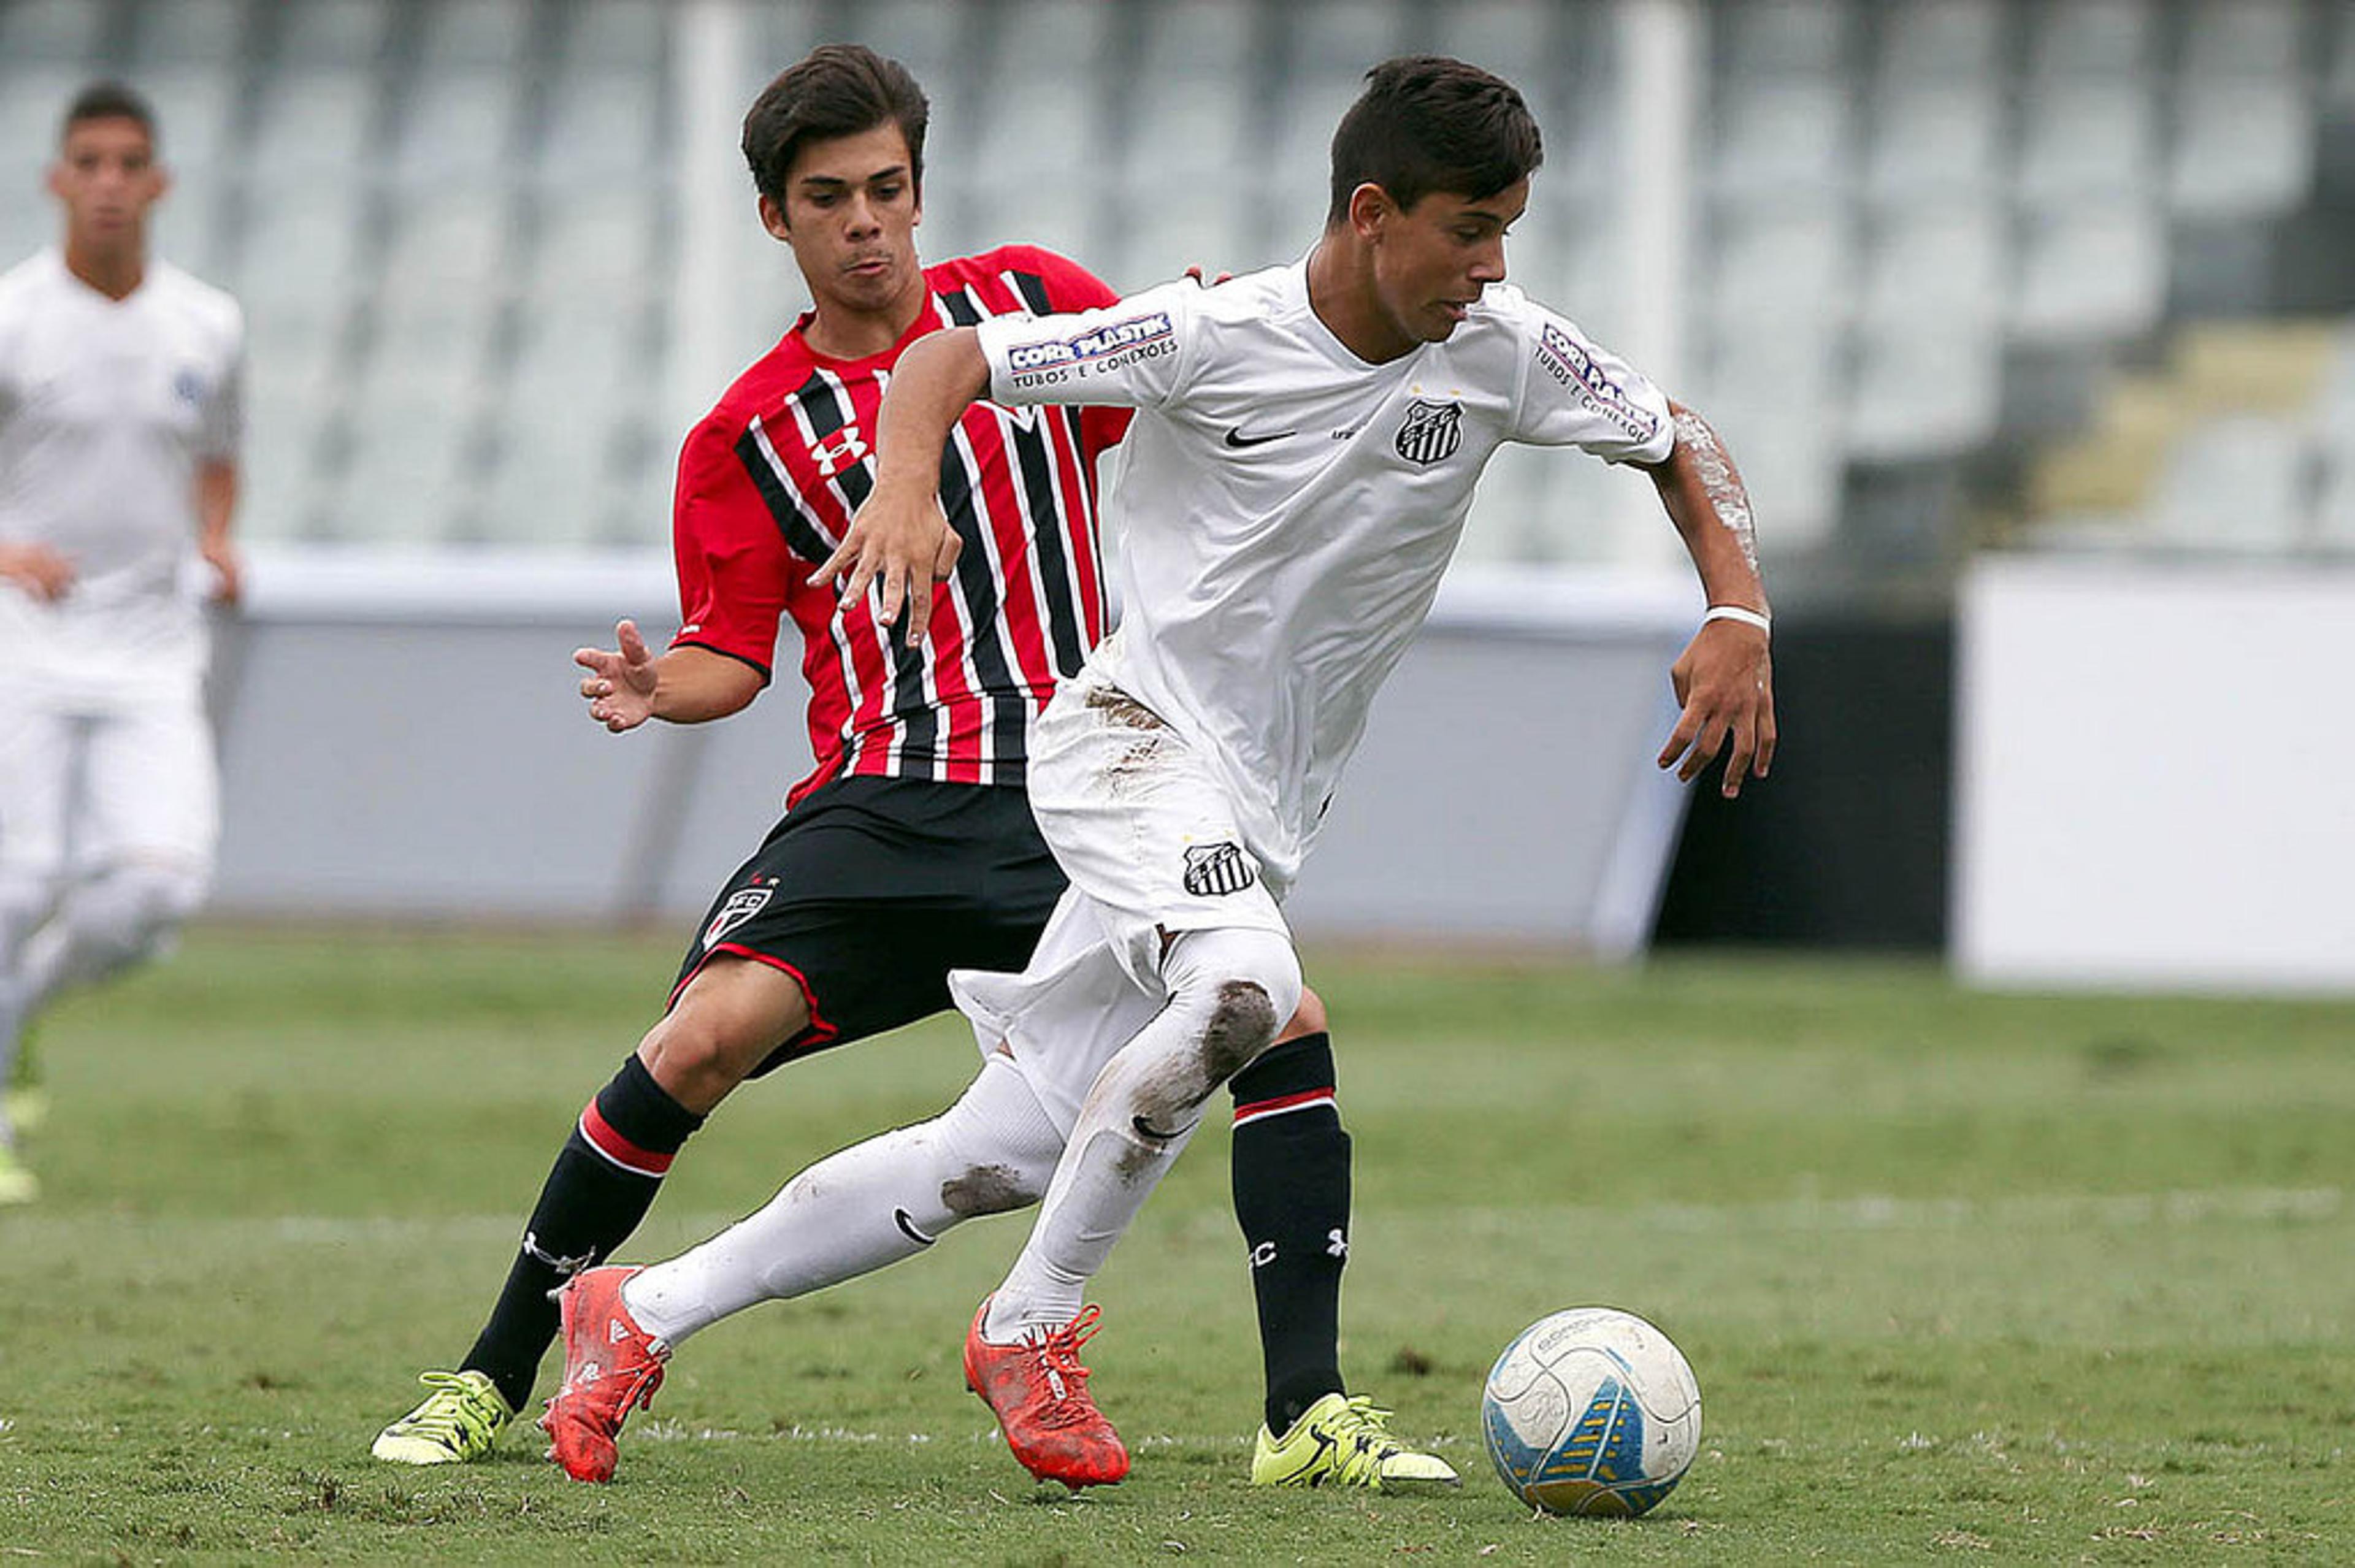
top-left (61, 80), bottom-right (158, 148)
top-left (741, 44), bottom-right (928, 206)
top-left (1326, 56), bottom-right (1542, 226)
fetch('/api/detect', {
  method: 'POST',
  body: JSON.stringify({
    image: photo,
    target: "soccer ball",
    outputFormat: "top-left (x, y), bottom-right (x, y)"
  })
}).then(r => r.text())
top-left (1480, 1306), bottom-right (1702, 1517)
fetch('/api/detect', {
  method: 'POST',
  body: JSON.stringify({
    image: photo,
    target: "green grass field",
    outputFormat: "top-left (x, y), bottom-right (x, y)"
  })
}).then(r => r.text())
top-left (2, 930), bottom-right (2350, 1564)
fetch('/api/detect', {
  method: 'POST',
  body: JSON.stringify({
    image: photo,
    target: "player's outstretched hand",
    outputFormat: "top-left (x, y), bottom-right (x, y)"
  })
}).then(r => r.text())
top-left (576, 618), bottom-right (661, 733)
top-left (808, 483), bottom-right (960, 647)
top-left (1658, 619), bottom-right (1777, 798)
top-left (0, 540), bottom-right (75, 602)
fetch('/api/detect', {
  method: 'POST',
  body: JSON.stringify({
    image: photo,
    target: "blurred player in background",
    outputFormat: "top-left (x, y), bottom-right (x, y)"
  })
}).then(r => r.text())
top-left (377, 45), bottom-right (1446, 1494)
top-left (0, 83), bottom-right (244, 1206)
top-left (554, 55), bottom-right (1774, 1490)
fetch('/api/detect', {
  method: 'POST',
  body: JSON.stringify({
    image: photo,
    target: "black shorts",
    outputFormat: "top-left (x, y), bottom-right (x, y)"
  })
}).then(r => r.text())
top-left (670, 776), bottom-right (1066, 1076)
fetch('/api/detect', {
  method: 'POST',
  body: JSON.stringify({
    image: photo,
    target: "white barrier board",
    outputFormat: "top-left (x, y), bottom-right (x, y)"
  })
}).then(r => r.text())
top-left (1955, 557), bottom-right (2355, 992)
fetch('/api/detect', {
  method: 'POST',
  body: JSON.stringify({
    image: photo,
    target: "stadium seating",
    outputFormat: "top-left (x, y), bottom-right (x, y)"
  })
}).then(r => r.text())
top-left (4, 0), bottom-right (2348, 568)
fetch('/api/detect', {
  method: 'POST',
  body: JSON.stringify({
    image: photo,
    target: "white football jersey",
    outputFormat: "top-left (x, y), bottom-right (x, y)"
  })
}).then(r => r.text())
top-left (975, 259), bottom-right (1675, 889)
top-left (0, 247), bottom-right (243, 694)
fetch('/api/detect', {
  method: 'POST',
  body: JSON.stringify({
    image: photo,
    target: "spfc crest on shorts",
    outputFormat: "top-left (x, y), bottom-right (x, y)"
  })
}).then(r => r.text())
top-left (1395, 399), bottom-right (1463, 465)
top-left (703, 885), bottom-right (774, 950)
top-left (1182, 841), bottom-right (1257, 897)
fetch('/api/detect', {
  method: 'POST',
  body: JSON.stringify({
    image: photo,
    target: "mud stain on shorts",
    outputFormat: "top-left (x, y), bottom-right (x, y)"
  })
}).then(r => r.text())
top-left (1086, 685), bottom-right (1166, 730)
top-left (1089, 684), bottom-right (1173, 791)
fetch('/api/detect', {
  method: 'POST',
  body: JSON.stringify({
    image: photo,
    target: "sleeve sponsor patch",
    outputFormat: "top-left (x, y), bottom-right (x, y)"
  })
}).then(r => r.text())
top-left (1005, 310), bottom-right (1177, 389)
top-left (1536, 322), bottom-right (1661, 445)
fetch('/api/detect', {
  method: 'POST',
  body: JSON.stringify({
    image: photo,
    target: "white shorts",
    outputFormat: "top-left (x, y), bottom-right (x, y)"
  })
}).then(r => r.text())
top-left (950, 889), bottom-right (1169, 1136)
top-left (1026, 669), bottom-right (1289, 978)
top-left (0, 690), bottom-right (220, 892)
top-left (948, 670), bottom-right (1293, 1131)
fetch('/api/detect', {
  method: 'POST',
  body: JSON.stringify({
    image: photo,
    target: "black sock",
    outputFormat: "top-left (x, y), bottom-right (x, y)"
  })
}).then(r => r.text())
top-left (1229, 1030), bottom-right (1350, 1436)
top-left (461, 1054), bottom-right (704, 1412)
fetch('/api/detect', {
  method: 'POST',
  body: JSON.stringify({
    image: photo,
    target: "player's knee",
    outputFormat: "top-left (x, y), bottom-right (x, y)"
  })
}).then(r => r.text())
top-left (648, 959), bottom-right (812, 1102)
top-left (1204, 980), bottom-right (1280, 1082)
top-left (1276, 985), bottom-right (1328, 1042)
top-left (635, 1012), bottom-right (759, 1112)
top-left (1162, 927), bottom-right (1303, 1085)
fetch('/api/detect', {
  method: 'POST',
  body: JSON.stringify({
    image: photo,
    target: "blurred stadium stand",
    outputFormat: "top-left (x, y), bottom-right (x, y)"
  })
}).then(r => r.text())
top-left (6, 0), bottom-right (2347, 575)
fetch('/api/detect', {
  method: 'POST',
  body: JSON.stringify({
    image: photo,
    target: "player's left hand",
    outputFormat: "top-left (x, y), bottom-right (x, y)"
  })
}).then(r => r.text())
top-left (201, 538), bottom-right (243, 606)
top-left (810, 482), bottom-right (962, 646)
top-left (1658, 620), bottom-right (1775, 798)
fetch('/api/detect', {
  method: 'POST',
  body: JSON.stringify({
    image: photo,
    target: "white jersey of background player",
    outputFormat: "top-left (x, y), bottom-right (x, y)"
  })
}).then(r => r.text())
top-left (0, 82), bottom-right (243, 1199)
top-left (789, 56), bottom-right (1779, 1483)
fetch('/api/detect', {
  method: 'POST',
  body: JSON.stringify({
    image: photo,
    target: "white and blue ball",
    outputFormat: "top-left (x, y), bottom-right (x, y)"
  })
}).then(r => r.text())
top-left (1480, 1306), bottom-right (1701, 1517)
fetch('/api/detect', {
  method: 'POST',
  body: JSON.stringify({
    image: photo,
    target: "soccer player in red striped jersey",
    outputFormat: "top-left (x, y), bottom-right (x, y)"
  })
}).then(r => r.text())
top-left (373, 44), bottom-right (1436, 1491)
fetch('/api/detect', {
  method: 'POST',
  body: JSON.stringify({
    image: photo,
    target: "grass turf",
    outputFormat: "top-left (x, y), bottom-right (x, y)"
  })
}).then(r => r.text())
top-left (1, 929), bottom-right (2349, 1563)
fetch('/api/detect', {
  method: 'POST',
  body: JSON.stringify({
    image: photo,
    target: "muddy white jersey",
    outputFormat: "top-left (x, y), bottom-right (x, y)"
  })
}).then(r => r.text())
top-left (0, 248), bottom-right (243, 697)
top-left (974, 258), bottom-right (1674, 889)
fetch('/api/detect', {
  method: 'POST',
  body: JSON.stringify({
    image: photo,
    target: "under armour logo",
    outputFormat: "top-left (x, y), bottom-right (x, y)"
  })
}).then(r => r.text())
top-left (523, 1231), bottom-right (597, 1277)
top-left (1326, 1228), bottom-right (1349, 1260)
top-left (811, 426), bottom-right (870, 478)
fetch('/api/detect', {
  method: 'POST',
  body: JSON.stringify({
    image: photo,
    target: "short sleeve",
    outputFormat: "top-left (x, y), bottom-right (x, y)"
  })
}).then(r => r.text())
top-left (196, 303), bottom-right (245, 462)
top-left (976, 281), bottom-right (1198, 411)
top-left (990, 245), bottom-right (1137, 457)
top-left (1511, 300), bottom-right (1675, 465)
top-left (668, 416), bottom-right (794, 681)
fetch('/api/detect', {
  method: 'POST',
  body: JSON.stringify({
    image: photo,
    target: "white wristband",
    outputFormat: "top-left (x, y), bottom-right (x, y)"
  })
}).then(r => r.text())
top-left (1702, 605), bottom-right (1771, 635)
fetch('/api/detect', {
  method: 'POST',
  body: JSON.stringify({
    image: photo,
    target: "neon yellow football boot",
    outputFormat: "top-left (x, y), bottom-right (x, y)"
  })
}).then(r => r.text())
top-left (372, 1370), bottom-right (515, 1464)
top-left (1250, 1393), bottom-right (1460, 1491)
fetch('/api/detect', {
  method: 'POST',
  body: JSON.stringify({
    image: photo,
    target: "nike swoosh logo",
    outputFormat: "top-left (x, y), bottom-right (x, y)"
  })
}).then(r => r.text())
top-left (894, 1207), bottom-right (936, 1247)
top-left (1132, 1114), bottom-right (1195, 1142)
top-left (1223, 426), bottom-right (1295, 449)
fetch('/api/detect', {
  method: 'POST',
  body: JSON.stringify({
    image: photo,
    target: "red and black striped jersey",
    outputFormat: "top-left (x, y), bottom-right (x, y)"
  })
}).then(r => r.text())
top-left (670, 246), bottom-right (1130, 808)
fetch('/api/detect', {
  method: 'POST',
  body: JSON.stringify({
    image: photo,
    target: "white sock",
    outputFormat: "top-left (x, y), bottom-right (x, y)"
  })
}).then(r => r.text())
top-left (622, 1055), bottom-right (1062, 1347)
top-left (984, 925), bottom-right (1300, 1342)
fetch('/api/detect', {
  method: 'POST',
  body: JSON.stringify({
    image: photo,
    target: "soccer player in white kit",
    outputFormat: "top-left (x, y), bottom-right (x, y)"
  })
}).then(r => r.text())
top-left (0, 83), bottom-right (244, 1204)
top-left (549, 57), bottom-right (1774, 1490)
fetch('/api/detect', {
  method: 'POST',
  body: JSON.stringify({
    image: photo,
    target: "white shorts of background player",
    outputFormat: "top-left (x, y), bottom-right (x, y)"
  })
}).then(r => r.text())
top-left (0, 685), bottom-right (216, 1009)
